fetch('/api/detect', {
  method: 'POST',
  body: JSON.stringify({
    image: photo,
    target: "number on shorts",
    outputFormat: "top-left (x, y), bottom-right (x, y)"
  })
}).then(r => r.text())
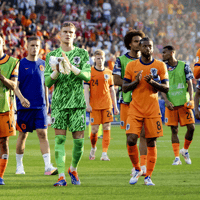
top-left (156, 121), bottom-right (161, 130)
top-left (186, 112), bottom-right (192, 119)
top-left (106, 110), bottom-right (112, 117)
top-left (6, 120), bottom-right (13, 129)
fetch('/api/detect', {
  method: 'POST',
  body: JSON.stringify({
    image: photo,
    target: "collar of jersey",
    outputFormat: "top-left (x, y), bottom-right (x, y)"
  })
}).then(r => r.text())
top-left (94, 66), bottom-right (105, 71)
top-left (139, 57), bottom-right (154, 65)
top-left (0, 54), bottom-right (9, 64)
top-left (125, 52), bottom-right (137, 60)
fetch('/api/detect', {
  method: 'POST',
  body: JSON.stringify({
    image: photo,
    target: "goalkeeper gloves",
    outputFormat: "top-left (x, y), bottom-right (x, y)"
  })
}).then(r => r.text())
top-left (184, 100), bottom-right (194, 109)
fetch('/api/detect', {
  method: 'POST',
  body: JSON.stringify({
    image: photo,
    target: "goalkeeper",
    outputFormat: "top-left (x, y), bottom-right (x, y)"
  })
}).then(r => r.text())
top-left (44, 22), bottom-right (91, 186)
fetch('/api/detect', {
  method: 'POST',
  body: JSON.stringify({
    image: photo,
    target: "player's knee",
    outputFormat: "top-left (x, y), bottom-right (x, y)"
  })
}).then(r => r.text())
top-left (147, 138), bottom-right (157, 147)
top-left (37, 130), bottom-right (47, 140)
top-left (103, 122), bottom-right (110, 130)
top-left (55, 135), bottom-right (66, 145)
top-left (171, 126), bottom-right (178, 135)
top-left (18, 132), bottom-right (28, 141)
top-left (127, 134), bottom-right (138, 146)
top-left (187, 124), bottom-right (195, 133)
top-left (91, 125), bottom-right (99, 134)
top-left (0, 137), bottom-right (9, 153)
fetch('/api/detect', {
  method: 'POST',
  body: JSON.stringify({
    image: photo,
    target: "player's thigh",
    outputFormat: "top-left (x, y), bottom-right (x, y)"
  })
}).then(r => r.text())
top-left (51, 109), bottom-right (69, 130)
top-left (102, 108), bottom-right (113, 124)
top-left (178, 107), bottom-right (195, 126)
top-left (0, 110), bottom-right (16, 137)
top-left (126, 115), bottom-right (143, 137)
top-left (120, 103), bottom-right (129, 129)
top-left (35, 107), bottom-right (48, 130)
top-left (165, 107), bottom-right (178, 126)
top-left (90, 109), bottom-right (101, 125)
top-left (144, 117), bottom-right (163, 138)
top-left (17, 109), bottom-right (38, 133)
top-left (68, 108), bottom-right (86, 132)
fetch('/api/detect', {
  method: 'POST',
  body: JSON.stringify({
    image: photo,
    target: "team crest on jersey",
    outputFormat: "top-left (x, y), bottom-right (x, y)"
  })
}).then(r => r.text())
top-left (126, 124), bottom-right (130, 130)
top-left (104, 74), bottom-right (109, 80)
top-left (150, 68), bottom-right (158, 76)
top-left (165, 118), bottom-right (168, 123)
top-left (74, 56), bottom-right (81, 65)
top-left (196, 56), bottom-right (199, 63)
top-left (91, 118), bottom-right (94, 123)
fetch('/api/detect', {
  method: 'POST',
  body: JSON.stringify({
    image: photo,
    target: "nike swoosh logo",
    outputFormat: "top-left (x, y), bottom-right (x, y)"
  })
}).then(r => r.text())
top-left (157, 131), bottom-right (161, 134)
top-left (25, 68), bottom-right (29, 70)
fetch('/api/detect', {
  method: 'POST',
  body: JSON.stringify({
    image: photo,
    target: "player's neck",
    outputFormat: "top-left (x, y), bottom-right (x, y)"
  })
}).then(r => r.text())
top-left (26, 54), bottom-right (38, 61)
top-left (128, 50), bottom-right (140, 59)
top-left (95, 65), bottom-right (104, 71)
top-left (60, 43), bottom-right (74, 52)
top-left (141, 55), bottom-right (153, 64)
top-left (0, 51), bottom-right (4, 58)
top-left (168, 58), bottom-right (178, 67)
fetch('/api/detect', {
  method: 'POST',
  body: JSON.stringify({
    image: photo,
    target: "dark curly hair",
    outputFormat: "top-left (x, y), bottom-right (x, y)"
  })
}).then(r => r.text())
top-left (124, 29), bottom-right (145, 50)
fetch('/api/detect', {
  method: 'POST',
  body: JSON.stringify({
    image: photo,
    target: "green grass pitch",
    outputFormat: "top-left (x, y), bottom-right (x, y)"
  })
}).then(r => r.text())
top-left (1, 125), bottom-right (200, 200)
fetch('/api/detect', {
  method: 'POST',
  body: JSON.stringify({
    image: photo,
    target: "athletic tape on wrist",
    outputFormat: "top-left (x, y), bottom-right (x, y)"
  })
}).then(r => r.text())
top-left (50, 70), bottom-right (59, 80)
top-left (71, 65), bottom-right (81, 75)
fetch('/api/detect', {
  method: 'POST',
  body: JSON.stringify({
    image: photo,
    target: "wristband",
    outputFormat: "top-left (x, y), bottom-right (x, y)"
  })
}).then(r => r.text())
top-left (50, 70), bottom-right (59, 80)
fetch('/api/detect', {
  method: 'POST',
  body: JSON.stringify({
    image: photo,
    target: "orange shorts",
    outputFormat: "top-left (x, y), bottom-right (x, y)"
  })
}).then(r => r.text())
top-left (90, 108), bottom-right (113, 125)
top-left (126, 115), bottom-right (163, 138)
top-left (120, 103), bottom-right (130, 129)
top-left (165, 106), bottom-right (195, 126)
top-left (0, 109), bottom-right (16, 138)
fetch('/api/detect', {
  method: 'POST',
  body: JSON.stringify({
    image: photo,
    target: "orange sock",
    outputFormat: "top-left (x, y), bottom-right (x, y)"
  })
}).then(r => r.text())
top-left (172, 143), bottom-right (180, 157)
top-left (140, 155), bottom-right (147, 166)
top-left (90, 133), bottom-right (98, 148)
top-left (127, 144), bottom-right (141, 170)
top-left (0, 159), bottom-right (8, 178)
top-left (102, 130), bottom-right (110, 152)
top-left (146, 147), bottom-right (157, 177)
top-left (184, 139), bottom-right (192, 150)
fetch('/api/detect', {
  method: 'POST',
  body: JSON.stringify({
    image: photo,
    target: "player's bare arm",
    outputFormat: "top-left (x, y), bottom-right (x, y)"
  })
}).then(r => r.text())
top-left (161, 92), bottom-right (174, 110)
top-left (14, 81), bottom-right (30, 108)
top-left (122, 70), bottom-right (142, 93)
top-left (45, 84), bottom-right (49, 113)
top-left (0, 66), bottom-right (18, 90)
top-left (194, 88), bottom-right (200, 119)
top-left (110, 86), bottom-right (119, 115)
top-left (84, 84), bottom-right (92, 112)
top-left (144, 74), bottom-right (169, 93)
top-left (113, 74), bottom-right (123, 86)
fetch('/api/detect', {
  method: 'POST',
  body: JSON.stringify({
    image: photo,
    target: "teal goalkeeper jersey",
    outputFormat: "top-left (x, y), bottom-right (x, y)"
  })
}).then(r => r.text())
top-left (44, 47), bottom-right (91, 111)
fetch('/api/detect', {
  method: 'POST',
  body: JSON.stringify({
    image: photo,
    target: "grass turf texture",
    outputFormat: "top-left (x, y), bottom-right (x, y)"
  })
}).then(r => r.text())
top-left (1, 125), bottom-right (200, 200)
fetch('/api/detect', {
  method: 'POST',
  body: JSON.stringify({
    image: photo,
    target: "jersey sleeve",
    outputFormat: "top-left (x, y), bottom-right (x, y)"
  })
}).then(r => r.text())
top-left (159, 62), bottom-right (169, 82)
top-left (123, 62), bottom-right (132, 82)
top-left (112, 57), bottom-right (122, 76)
top-left (77, 50), bottom-right (91, 82)
top-left (184, 63), bottom-right (194, 81)
top-left (11, 60), bottom-right (19, 79)
top-left (109, 73), bottom-right (114, 87)
top-left (195, 49), bottom-right (200, 66)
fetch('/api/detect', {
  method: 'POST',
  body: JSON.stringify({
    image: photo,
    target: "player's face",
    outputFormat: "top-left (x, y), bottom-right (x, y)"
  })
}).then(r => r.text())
top-left (162, 49), bottom-right (172, 62)
top-left (129, 36), bottom-right (142, 51)
top-left (28, 40), bottom-right (40, 56)
top-left (95, 54), bottom-right (105, 67)
top-left (60, 26), bottom-right (76, 45)
top-left (140, 40), bottom-right (153, 58)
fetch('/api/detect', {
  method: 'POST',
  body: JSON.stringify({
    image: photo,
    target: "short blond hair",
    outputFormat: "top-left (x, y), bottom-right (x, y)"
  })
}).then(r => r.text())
top-left (94, 49), bottom-right (105, 57)
top-left (61, 22), bottom-right (76, 31)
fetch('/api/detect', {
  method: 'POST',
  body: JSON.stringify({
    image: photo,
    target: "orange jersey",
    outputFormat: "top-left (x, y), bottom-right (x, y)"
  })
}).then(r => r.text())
top-left (124, 58), bottom-right (168, 118)
top-left (85, 67), bottom-right (114, 110)
top-left (194, 49), bottom-right (200, 79)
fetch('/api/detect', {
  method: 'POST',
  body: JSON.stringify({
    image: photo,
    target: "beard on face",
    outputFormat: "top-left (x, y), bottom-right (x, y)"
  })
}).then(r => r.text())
top-left (141, 51), bottom-right (151, 59)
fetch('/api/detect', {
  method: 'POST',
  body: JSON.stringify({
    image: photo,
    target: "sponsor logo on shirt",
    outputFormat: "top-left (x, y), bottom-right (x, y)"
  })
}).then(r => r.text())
top-left (74, 56), bottom-right (81, 65)
top-left (39, 65), bottom-right (44, 71)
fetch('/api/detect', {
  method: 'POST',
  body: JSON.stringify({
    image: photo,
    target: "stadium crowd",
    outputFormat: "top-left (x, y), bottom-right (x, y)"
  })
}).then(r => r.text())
top-left (0, 0), bottom-right (200, 68)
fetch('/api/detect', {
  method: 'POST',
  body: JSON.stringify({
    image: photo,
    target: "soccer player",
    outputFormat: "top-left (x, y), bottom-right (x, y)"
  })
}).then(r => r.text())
top-left (44, 22), bottom-right (91, 186)
top-left (84, 49), bottom-right (119, 161)
top-left (162, 45), bottom-right (195, 165)
top-left (0, 33), bottom-right (19, 185)
top-left (113, 30), bottom-right (147, 175)
top-left (122, 37), bottom-right (169, 186)
top-left (14, 36), bottom-right (57, 175)
top-left (193, 48), bottom-right (200, 79)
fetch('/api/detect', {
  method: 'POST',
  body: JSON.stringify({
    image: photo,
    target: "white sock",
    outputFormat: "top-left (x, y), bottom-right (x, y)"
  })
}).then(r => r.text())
top-left (42, 153), bottom-right (51, 169)
top-left (70, 165), bottom-right (77, 172)
top-left (102, 152), bottom-right (107, 156)
top-left (59, 173), bottom-right (66, 179)
top-left (16, 154), bottom-right (23, 167)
